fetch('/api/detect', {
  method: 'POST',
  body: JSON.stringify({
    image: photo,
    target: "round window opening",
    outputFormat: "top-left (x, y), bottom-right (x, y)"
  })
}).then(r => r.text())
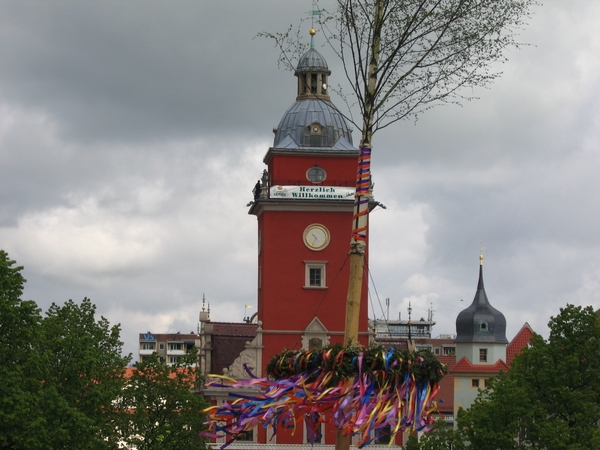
top-left (307, 166), bottom-right (326, 183)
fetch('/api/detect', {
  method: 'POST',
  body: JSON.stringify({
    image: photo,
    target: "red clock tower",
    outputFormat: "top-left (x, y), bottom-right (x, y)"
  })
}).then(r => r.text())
top-left (249, 35), bottom-right (371, 405)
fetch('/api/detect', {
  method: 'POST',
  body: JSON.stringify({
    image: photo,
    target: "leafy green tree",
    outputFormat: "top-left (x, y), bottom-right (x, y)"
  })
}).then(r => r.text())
top-left (0, 250), bottom-right (44, 448)
top-left (116, 353), bottom-right (208, 450)
top-left (412, 419), bottom-right (465, 450)
top-left (458, 304), bottom-right (600, 450)
top-left (36, 298), bottom-right (131, 449)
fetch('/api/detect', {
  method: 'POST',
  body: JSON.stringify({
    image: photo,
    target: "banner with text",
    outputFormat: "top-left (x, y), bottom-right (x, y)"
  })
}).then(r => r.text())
top-left (270, 185), bottom-right (355, 200)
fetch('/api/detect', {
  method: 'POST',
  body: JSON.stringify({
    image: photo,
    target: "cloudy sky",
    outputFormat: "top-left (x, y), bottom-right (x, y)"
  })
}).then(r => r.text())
top-left (1, 0), bottom-right (599, 360)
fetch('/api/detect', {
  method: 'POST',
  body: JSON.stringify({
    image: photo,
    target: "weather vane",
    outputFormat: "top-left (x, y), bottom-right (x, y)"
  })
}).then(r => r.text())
top-left (307, 1), bottom-right (321, 48)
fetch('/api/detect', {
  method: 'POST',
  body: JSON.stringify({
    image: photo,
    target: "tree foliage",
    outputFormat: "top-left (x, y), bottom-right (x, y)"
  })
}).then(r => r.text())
top-left (0, 250), bottom-right (44, 448)
top-left (458, 304), bottom-right (600, 450)
top-left (36, 298), bottom-right (130, 449)
top-left (411, 419), bottom-right (465, 450)
top-left (116, 354), bottom-right (207, 450)
top-left (0, 249), bottom-right (208, 449)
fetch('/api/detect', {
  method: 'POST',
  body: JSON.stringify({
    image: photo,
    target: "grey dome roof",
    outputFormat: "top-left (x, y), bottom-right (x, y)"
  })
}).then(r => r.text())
top-left (273, 99), bottom-right (354, 150)
top-left (455, 265), bottom-right (508, 344)
top-left (296, 48), bottom-right (329, 73)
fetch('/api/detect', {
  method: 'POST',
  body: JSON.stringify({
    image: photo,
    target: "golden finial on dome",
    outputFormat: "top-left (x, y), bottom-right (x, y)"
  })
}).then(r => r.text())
top-left (309, 28), bottom-right (316, 36)
top-left (479, 241), bottom-right (486, 266)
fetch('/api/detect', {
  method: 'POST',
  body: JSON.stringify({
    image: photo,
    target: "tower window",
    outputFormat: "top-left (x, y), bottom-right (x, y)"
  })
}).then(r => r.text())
top-left (309, 268), bottom-right (321, 286)
top-left (479, 321), bottom-right (489, 332)
top-left (305, 262), bottom-right (327, 288)
top-left (309, 338), bottom-right (323, 350)
top-left (479, 348), bottom-right (488, 362)
top-left (311, 74), bottom-right (317, 93)
top-left (307, 166), bottom-right (326, 183)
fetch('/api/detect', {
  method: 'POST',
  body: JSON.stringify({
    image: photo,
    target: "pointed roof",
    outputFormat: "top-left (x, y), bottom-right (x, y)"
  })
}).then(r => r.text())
top-left (451, 356), bottom-right (509, 374)
top-left (506, 322), bottom-right (534, 365)
top-left (455, 261), bottom-right (508, 344)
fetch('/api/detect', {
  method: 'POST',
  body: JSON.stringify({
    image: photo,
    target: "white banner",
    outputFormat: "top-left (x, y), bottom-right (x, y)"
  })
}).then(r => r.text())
top-left (270, 185), bottom-right (355, 200)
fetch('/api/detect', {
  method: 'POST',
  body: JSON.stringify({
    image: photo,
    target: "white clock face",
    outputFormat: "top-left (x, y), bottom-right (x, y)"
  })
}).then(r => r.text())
top-left (303, 224), bottom-right (330, 250)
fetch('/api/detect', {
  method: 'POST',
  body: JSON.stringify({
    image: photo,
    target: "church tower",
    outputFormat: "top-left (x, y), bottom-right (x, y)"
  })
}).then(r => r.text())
top-left (455, 254), bottom-right (508, 363)
top-left (452, 254), bottom-right (509, 420)
top-left (248, 29), bottom-right (371, 403)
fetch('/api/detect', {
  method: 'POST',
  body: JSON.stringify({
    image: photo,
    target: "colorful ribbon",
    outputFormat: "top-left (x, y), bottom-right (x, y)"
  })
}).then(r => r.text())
top-left (201, 346), bottom-right (446, 449)
top-left (351, 147), bottom-right (371, 242)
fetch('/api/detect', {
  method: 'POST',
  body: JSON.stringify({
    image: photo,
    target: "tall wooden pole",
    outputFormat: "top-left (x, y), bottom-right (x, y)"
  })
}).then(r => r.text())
top-left (336, 146), bottom-right (370, 450)
top-left (336, 2), bottom-right (384, 448)
top-left (342, 146), bottom-right (371, 347)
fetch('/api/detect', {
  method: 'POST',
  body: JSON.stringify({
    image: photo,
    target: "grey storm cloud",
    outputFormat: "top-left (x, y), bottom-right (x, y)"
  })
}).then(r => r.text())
top-left (1, 0), bottom-right (599, 359)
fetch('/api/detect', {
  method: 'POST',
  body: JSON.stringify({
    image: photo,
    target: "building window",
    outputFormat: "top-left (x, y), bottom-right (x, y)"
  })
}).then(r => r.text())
top-left (169, 343), bottom-right (183, 351)
top-left (472, 379), bottom-right (480, 388)
top-left (140, 343), bottom-right (155, 350)
top-left (443, 346), bottom-right (455, 355)
top-left (305, 422), bottom-right (323, 444)
top-left (159, 343), bottom-right (165, 350)
top-left (479, 321), bottom-right (489, 332)
top-left (375, 424), bottom-right (392, 445)
top-left (237, 430), bottom-right (254, 442)
top-left (306, 165), bottom-right (326, 183)
top-left (310, 268), bottom-right (322, 286)
top-left (169, 356), bottom-right (179, 364)
top-left (305, 262), bottom-right (326, 288)
top-left (479, 348), bottom-right (488, 362)
top-left (484, 378), bottom-right (490, 388)
top-left (309, 338), bottom-right (323, 350)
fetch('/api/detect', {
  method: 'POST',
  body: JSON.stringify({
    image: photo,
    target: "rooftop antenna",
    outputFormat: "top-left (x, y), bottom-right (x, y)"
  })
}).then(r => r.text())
top-left (385, 297), bottom-right (390, 321)
top-left (407, 300), bottom-right (413, 341)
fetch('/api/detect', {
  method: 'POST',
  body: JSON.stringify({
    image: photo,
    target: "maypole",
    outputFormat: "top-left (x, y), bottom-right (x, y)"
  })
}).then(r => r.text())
top-left (336, 3), bottom-right (383, 447)
top-left (201, 2), bottom-right (449, 448)
top-left (342, 0), bottom-right (383, 346)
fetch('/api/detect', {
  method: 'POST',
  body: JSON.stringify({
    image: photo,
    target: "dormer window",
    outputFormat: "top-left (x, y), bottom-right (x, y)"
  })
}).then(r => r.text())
top-left (310, 123), bottom-right (322, 135)
top-left (479, 321), bottom-right (489, 332)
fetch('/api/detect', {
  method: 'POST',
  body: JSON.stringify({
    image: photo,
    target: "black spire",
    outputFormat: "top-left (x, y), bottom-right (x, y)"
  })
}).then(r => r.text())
top-left (455, 258), bottom-right (508, 344)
